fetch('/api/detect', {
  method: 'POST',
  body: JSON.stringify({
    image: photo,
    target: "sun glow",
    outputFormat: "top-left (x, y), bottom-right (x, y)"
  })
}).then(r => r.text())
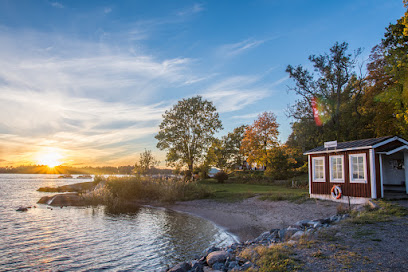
top-left (36, 151), bottom-right (63, 168)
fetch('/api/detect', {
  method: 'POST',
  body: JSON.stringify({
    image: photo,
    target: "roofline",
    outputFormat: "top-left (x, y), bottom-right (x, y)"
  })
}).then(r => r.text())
top-left (372, 136), bottom-right (408, 148)
top-left (304, 146), bottom-right (373, 155)
top-left (304, 136), bottom-right (408, 156)
top-left (376, 145), bottom-right (408, 156)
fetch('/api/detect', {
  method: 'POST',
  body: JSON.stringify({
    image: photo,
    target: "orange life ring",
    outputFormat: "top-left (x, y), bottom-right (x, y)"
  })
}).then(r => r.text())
top-left (331, 185), bottom-right (342, 199)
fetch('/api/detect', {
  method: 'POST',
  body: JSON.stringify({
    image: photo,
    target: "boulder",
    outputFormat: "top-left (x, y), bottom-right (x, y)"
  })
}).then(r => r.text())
top-left (37, 193), bottom-right (86, 206)
top-left (290, 230), bottom-right (304, 240)
top-left (16, 207), bottom-right (28, 212)
top-left (167, 262), bottom-right (191, 272)
top-left (206, 251), bottom-right (230, 267)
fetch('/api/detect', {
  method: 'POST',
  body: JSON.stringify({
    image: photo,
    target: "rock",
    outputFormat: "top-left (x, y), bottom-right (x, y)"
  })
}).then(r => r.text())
top-left (206, 251), bottom-right (230, 267)
top-left (211, 262), bottom-right (225, 271)
top-left (290, 230), bottom-right (305, 240)
top-left (205, 246), bottom-right (221, 256)
top-left (203, 267), bottom-right (223, 272)
top-left (190, 261), bottom-right (204, 272)
top-left (167, 262), bottom-right (191, 272)
top-left (16, 207), bottom-right (28, 212)
top-left (241, 261), bottom-right (256, 271)
top-left (227, 261), bottom-right (239, 270)
top-left (37, 193), bottom-right (86, 206)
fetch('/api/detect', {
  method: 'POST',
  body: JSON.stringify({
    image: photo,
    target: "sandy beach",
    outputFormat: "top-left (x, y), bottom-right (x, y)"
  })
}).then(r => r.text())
top-left (167, 197), bottom-right (342, 241)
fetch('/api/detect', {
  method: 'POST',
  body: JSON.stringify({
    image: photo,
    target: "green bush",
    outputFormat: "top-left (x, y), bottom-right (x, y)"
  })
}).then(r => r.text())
top-left (214, 171), bottom-right (229, 183)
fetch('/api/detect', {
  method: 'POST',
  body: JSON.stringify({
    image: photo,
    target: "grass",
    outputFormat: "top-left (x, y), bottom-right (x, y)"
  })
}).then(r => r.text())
top-left (198, 178), bottom-right (308, 202)
top-left (239, 244), bottom-right (301, 272)
top-left (348, 200), bottom-right (408, 224)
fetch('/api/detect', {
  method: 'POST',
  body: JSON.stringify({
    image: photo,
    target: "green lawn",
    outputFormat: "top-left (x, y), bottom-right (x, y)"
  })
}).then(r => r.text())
top-left (198, 179), bottom-right (309, 202)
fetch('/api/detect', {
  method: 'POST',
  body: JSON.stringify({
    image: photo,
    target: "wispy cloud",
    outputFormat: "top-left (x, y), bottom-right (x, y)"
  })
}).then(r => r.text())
top-left (0, 29), bottom-right (201, 166)
top-left (177, 3), bottom-right (205, 16)
top-left (201, 75), bottom-right (270, 112)
top-left (217, 38), bottom-right (265, 58)
top-left (104, 7), bottom-right (112, 14)
top-left (50, 2), bottom-right (64, 8)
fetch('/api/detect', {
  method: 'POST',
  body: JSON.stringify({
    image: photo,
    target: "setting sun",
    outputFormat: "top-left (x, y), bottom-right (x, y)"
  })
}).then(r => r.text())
top-left (36, 151), bottom-right (63, 168)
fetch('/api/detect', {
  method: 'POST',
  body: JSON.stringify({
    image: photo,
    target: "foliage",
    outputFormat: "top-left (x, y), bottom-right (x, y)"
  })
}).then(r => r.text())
top-left (205, 138), bottom-right (229, 171)
top-left (205, 125), bottom-right (247, 171)
top-left (134, 149), bottom-right (159, 175)
top-left (224, 125), bottom-right (247, 168)
top-left (264, 145), bottom-right (300, 180)
top-left (213, 171), bottom-right (228, 183)
top-left (239, 245), bottom-right (300, 272)
top-left (364, 4), bottom-right (408, 138)
top-left (285, 42), bottom-right (367, 151)
top-left (155, 96), bottom-right (222, 179)
top-left (241, 112), bottom-right (279, 167)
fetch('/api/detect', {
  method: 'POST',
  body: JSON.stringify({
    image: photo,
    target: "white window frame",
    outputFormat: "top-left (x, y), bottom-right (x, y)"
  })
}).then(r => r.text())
top-left (329, 155), bottom-right (345, 183)
top-left (349, 153), bottom-right (367, 183)
top-left (312, 157), bottom-right (326, 182)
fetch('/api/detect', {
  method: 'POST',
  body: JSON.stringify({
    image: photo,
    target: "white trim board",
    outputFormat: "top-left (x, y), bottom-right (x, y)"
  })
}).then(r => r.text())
top-left (376, 145), bottom-right (408, 156)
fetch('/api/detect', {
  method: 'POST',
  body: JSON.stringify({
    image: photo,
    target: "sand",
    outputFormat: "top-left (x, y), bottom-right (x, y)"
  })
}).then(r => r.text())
top-left (166, 197), bottom-right (342, 241)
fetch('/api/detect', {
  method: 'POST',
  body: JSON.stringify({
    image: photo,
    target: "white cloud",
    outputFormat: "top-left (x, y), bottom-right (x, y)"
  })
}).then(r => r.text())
top-left (177, 3), bottom-right (204, 16)
top-left (50, 2), bottom-right (64, 8)
top-left (218, 39), bottom-right (265, 58)
top-left (201, 75), bottom-right (270, 112)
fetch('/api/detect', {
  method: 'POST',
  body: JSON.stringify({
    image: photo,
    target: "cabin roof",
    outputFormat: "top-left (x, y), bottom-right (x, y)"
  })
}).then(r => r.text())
top-left (304, 136), bottom-right (395, 155)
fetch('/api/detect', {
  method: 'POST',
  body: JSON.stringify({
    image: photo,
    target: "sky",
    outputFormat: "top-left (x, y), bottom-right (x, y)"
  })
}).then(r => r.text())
top-left (0, 0), bottom-right (405, 167)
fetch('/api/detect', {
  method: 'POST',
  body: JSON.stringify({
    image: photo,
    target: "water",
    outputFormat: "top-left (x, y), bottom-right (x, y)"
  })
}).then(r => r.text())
top-left (0, 174), bottom-right (236, 271)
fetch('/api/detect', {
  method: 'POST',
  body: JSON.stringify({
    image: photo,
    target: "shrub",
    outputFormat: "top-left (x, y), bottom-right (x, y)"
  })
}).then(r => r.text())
top-left (90, 176), bottom-right (214, 204)
top-left (214, 171), bottom-right (228, 183)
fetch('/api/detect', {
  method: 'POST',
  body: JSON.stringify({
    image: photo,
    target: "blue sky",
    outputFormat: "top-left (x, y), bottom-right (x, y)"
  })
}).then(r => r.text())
top-left (0, 0), bottom-right (404, 166)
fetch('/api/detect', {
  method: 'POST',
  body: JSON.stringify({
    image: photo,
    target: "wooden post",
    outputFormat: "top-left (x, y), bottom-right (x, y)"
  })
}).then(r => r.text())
top-left (404, 152), bottom-right (408, 195)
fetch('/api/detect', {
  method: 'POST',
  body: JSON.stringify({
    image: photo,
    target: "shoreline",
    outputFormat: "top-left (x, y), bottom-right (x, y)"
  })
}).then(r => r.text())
top-left (164, 197), bottom-right (341, 242)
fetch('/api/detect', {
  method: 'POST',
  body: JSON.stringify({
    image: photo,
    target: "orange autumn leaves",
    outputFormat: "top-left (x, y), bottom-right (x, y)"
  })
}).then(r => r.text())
top-left (241, 112), bottom-right (279, 166)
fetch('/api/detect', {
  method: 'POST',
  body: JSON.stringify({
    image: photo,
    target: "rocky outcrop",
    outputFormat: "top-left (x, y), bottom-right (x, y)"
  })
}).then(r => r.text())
top-left (37, 193), bottom-right (87, 206)
top-left (166, 213), bottom-right (349, 272)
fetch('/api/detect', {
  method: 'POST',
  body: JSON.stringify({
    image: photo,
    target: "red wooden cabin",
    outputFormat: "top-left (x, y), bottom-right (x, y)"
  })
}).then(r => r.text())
top-left (304, 136), bottom-right (408, 204)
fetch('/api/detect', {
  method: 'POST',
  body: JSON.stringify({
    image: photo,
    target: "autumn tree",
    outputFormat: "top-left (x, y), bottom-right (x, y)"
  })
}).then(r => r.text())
top-left (241, 112), bottom-right (279, 167)
top-left (134, 149), bottom-right (159, 175)
top-left (364, 2), bottom-right (408, 138)
top-left (155, 96), bottom-right (222, 179)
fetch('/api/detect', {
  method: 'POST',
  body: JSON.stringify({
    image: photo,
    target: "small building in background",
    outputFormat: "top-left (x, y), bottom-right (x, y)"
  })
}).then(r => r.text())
top-left (304, 136), bottom-right (408, 204)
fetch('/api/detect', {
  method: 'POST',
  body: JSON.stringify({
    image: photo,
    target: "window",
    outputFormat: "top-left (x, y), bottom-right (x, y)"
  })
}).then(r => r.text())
top-left (312, 157), bottom-right (325, 182)
top-left (349, 154), bottom-right (367, 183)
top-left (330, 155), bottom-right (344, 183)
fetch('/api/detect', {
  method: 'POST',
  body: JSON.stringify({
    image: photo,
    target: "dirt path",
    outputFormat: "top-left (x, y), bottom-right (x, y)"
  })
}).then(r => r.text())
top-left (291, 201), bottom-right (408, 271)
top-left (166, 197), bottom-right (341, 241)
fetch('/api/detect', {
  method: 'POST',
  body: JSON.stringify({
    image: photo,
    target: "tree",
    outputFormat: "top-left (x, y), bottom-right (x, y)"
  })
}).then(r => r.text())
top-left (134, 149), bottom-right (159, 175)
top-left (241, 112), bottom-right (279, 167)
top-left (155, 96), bottom-right (223, 179)
top-left (205, 125), bottom-right (247, 171)
top-left (224, 125), bottom-right (247, 169)
top-left (206, 138), bottom-right (229, 171)
top-left (264, 145), bottom-right (298, 180)
top-left (285, 42), bottom-right (369, 151)
top-left (364, 3), bottom-right (408, 138)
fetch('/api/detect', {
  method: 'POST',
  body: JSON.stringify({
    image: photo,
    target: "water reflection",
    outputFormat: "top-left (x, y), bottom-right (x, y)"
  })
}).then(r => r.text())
top-left (0, 174), bottom-right (235, 271)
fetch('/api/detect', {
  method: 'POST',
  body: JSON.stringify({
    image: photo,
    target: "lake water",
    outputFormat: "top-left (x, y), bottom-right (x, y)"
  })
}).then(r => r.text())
top-left (0, 174), bottom-right (236, 271)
